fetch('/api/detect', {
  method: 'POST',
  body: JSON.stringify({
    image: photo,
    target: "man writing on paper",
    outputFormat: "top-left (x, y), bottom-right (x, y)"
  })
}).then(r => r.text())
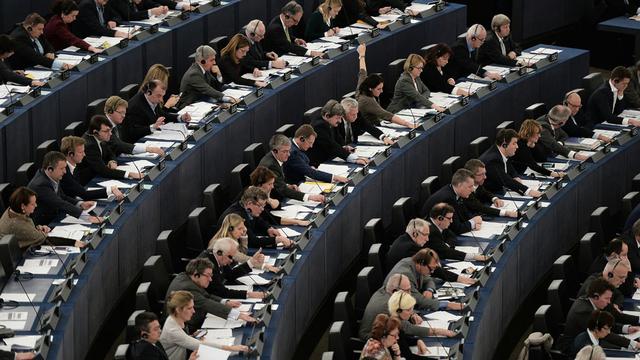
top-left (241, 19), bottom-right (286, 71)
top-left (176, 45), bottom-right (237, 109)
top-left (165, 258), bottom-right (256, 329)
top-left (60, 136), bottom-right (124, 201)
top-left (258, 134), bottom-right (326, 203)
top-left (562, 91), bottom-right (612, 142)
top-left (103, 96), bottom-right (165, 157)
top-left (283, 124), bottom-right (349, 185)
top-left (479, 129), bottom-right (543, 197)
top-left (447, 24), bottom-right (501, 81)
top-left (28, 151), bottom-right (102, 225)
top-left (535, 105), bottom-right (590, 162)
top-left (263, 1), bottom-right (324, 58)
top-left (76, 116), bottom-right (143, 185)
top-left (463, 159), bottom-right (518, 218)
top-left (122, 79), bottom-right (191, 143)
top-left (428, 203), bottom-right (489, 262)
top-left (420, 169), bottom-right (483, 234)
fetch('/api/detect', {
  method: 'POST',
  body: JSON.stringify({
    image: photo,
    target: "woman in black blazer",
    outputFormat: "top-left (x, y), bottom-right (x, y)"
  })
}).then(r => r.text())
top-left (512, 119), bottom-right (565, 177)
top-left (421, 43), bottom-right (469, 96)
top-left (219, 34), bottom-right (266, 88)
top-left (305, 0), bottom-right (342, 41)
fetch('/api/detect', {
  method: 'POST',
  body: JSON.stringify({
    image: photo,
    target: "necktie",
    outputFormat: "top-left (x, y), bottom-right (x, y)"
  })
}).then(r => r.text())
top-left (284, 26), bottom-right (291, 42)
top-left (112, 126), bottom-right (120, 140)
top-left (32, 39), bottom-right (41, 55)
top-left (345, 122), bottom-right (353, 143)
top-left (499, 38), bottom-right (506, 56)
top-left (612, 92), bottom-right (617, 114)
top-left (97, 6), bottom-right (105, 27)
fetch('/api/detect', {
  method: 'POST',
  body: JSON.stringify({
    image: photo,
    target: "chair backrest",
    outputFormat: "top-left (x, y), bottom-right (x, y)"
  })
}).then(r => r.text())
top-left (551, 255), bottom-right (579, 298)
top-left (35, 140), bottom-right (59, 169)
top-left (209, 36), bottom-right (229, 53)
top-left (590, 206), bottom-right (613, 243)
top-left (467, 136), bottom-right (490, 161)
top-left (202, 183), bottom-right (226, 226)
top-left (321, 352), bottom-right (335, 360)
top-left (135, 282), bottom-right (152, 312)
top-left (118, 83), bottom-right (139, 100)
top-left (578, 232), bottom-right (600, 278)
top-left (355, 266), bottom-right (376, 319)
top-left (418, 176), bottom-right (440, 213)
top-left (156, 230), bottom-right (176, 274)
top-left (532, 304), bottom-right (560, 339)
top-left (186, 207), bottom-right (209, 254)
top-left (622, 192), bottom-right (640, 222)
top-left (333, 291), bottom-right (357, 334)
top-left (581, 72), bottom-right (604, 104)
top-left (243, 143), bottom-right (266, 171)
top-left (64, 121), bottom-right (86, 137)
top-left (496, 120), bottom-right (515, 132)
top-left (420, 43), bottom-right (437, 53)
top-left (328, 321), bottom-right (352, 360)
top-left (547, 279), bottom-right (570, 320)
top-left (142, 255), bottom-right (171, 313)
top-left (363, 218), bottom-right (384, 254)
top-left (0, 183), bottom-right (13, 214)
top-left (367, 243), bottom-right (385, 285)
top-left (383, 58), bottom-right (406, 107)
top-left (126, 309), bottom-right (145, 342)
top-left (304, 107), bottom-right (322, 124)
top-left (0, 235), bottom-right (21, 282)
top-left (390, 197), bottom-right (415, 239)
top-left (440, 156), bottom-right (463, 187)
top-left (342, 91), bottom-right (356, 99)
top-left (85, 98), bottom-right (107, 125)
top-left (633, 172), bottom-right (640, 192)
top-left (15, 162), bottom-right (36, 187)
top-left (229, 164), bottom-right (251, 200)
top-left (114, 344), bottom-right (129, 360)
top-left (524, 103), bottom-right (547, 120)
top-left (275, 124), bottom-right (296, 138)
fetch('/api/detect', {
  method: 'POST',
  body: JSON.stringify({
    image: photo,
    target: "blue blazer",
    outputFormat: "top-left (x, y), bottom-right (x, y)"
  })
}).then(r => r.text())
top-left (283, 141), bottom-right (333, 184)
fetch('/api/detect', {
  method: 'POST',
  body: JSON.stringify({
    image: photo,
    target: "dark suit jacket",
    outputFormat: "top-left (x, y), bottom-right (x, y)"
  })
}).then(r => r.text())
top-left (126, 340), bottom-right (170, 360)
top-left (165, 272), bottom-right (229, 329)
top-left (176, 63), bottom-right (225, 109)
top-left (511, 139), bottom-right (552, 176)
top-left (587, 256), bottom-right (635, 297)
top-left (479, 145), bottom-right (528, 195)
top-left (624, 233), bottom-right (640, 273)
top-left (463, 185), bottom-right (501, 217)
top-left (60, 165), bottom-right (108, 200)
top-left (107, 0), bottom-right (156, 21)
top-left (258, 151), bottom-right (305, 201)
top-left (122, 91), bottom-right (178, 143)
top-left (562, 111), bottom-right (595, 138)
top-left (263, 15), bottom-right (307, 56)
top-left (199, 250), bottom-right (251, 299)
top-left (0, 59), bottom-right (31, 86)
top-left (625, 66), bottom-right (640, 108)
top-left (366, 0), bottom-right (410, 14)
top-left (446, 38), bottom-right (486, 80)
top-left (217, 201), bottom-right (276, 248)
top-left (624, 203), bottom-right (640, 234)
top-left (75, 133), bottom-right (126, 185)
top-left (306, 115), bottom-right (351, 167)
top-left (73, 0), bottom-right (118, 38)
top-left (477, 31), bottom-right (520, 66)
top-left (559, 297), bottom-right (630, 353)
top-left (386, 72), bottom-right (433, 114)
top-left (241, 36), bottom-right (271, 70)
top-left (570, 331), bottom-right (596, 357)
top-left (107, 123), bottom-right (135, 155)
top-left (218, 54), bottom-right (254, 87)
top-left (421, 185), bottom-right (473, 235)
top-left (386, 233), bottom-right (421, 271)
top-left (586, 82), bottom-right (626, 126)
top-left (602, 0), bottom-right (640, 19)
top-left (428, 223), bottom-right (466, 261)
top-left (7, 26), bottom-right (55, 70)
top-left (578, 274), bottom-right (637, 326)
top-left (305, 10), bottom-right (334, 42)
top-left (334, 0), bottom-right (378, 27)
top-left (28, 169), bottom-right (82, 225)
top-left (337, 116), bottom-right (384, 143)
top-left (420, 63), bottom-right (455, 94)
top-left (536, 117), bottom-right (571, 158)
top-left (283, 141), bottom-right (333, 184)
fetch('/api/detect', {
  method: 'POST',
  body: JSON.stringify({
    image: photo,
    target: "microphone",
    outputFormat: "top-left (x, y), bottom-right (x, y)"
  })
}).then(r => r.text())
top-left (420, 316), bottom-right (455, 358)
top-left (42, 238), bottom-right (72, 276)
top-left (13, 270), bottom-right (45, 332)
top-left (2, 83), bottom-right (15, 113)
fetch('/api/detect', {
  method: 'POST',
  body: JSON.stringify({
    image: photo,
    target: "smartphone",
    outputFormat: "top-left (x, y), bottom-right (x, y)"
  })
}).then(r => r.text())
top-left (193, 329), bottom-right (207, 339)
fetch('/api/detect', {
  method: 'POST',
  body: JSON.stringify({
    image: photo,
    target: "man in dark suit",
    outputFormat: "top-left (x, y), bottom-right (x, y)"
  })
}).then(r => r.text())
top-left (446, 24), bottom-right (501, 81)
top-left (536, 105), bottom-right (589, 161)
top-left (0, 34), bottom-right (45, 86)
top-left (625, 61), bottom-right (640, 108)
top-left (103, 96), bottom-right (165, 157)
top-left (217, 186), bottom-right (292, 248)
top-left (262, 1), bottom-right (323, 57)
top-left (198, 237), bottom-right (266, 300)
top-left (73, 0), bottom-right (129, 38)
top-left (283, 124), bottom-right (349, 185)
top-left (586, 238), bottom-right (636, 298)
top-left (427, 203), bottom-right (488, 262)
top-left (76, 116), bottom-right (143, 185)
top-left (8, 14), bottom-right (73, 71)
top-left (562, 91), bottom-right (612, 142)
top-left (241, 19), bottom-right (287, 70)
top-left (479, 129), bottom-right (543, 197)
top-left (625, 219), bottom-right (640, 272)
top-left (383, 249), bottom-right (464, 311)
top-left (126, 312), bottom-right (169, 360)
top-left (106, 0), bottom-right (167, 22)
top-left (165, 258), bottom-right (256, 329)
top-left (420, 169), bottom-right (483, 234)
top-left (28, 151), bottom-right (101, 225)
top-left (570, 310), bottom-right (614, 357)
top-left (587, 66), bottom-right (640, 127)
top-left (559, 278), bottom-right (638, 353)
top-left (122, 79), bottom-right (190, 143)
top-left (258, 134), bottom-right (325, 203)
top-left (463, 159), bottom-right (518, 218)
top-left (477, 14), bottom-right (521, 67)
top-left (338, 97), bottom-right (394, 146)
top-left (60, 136), bottom-right (124, 201)
top-left (306, 99), bottom-right (369, 167)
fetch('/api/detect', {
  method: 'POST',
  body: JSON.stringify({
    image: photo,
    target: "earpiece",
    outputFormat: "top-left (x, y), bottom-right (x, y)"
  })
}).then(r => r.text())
top-left (471, 24), bottom-right (480, 40)
top-left (27, 26), bottom-right (32, 32)
top-left (437, 215), bottom-right (444, 221)
top-left (216, 250), bottom-right (224, 256)
top-left (300, 136), bottom-right (305, 143)
top-left (501, 141), bottom-right (508, 149)
top-left (47, 166), bottom-right (53, 171)
top-left (142, 81), bottom-right (153, 95)
top-left (249, 20), bottom-right (260, 37)
top-left (395, 292), bottom-right (404, 313)
top-left (608, 259), bottom-right (622, 278)
top-left (410, 219), bottom-right (418, 238)
top-left (228, 225), bottom-right (234, 232)
top-left (141, 332), bottom-right (149, 339)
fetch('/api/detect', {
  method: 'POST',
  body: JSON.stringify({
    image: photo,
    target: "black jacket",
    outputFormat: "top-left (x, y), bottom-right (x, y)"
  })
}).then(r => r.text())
top-left (421, 185), bottom-right (473, 235)
top-left (477, 31), bottom-right (520, 66)
top-left (122, 91), bottom-right (179, 143)
top-left (586, 82), bottom-right (626, 126)
top-left (73, 0), bottom-right (118, 38)
top-left (75, 133), bottom-right (126, 185)
top-left (60, 165), bottom-right (108, 200)
top-left (28, 169), bottom-right (82, 225)
top-left (7, 25), bottom-right (55, 70)
top-left (306, 115), bottom-right (351, 167)
top-left (263, 15), bottom-right (307, 56)
top-left (217, 202), bottom-right (276, 249)
top-left (199, 249), bottom-right (252, 299)
top-left (479, 145), bottom-right (528, 195)
top-left (446, 37), bottom-right (485, 80)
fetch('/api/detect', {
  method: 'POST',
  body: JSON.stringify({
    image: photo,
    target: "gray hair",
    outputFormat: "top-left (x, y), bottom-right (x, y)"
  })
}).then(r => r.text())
top-left (491, 14), bottom-right (510, 32)
top-left (269, 133), bottom-right (291, 150)
top-left (385, 274), bottom-right (406, 293)
top-left (341, 97), bottom-right (359, 112)
top-left (405, 218), bottom-right (429, 235)
top-left (604, 258), bottom-right (631, 274)
top-left (195, 45), bottom-right (216, 63)
top-left (245, 19), bottom-right (264, 37)
top-left (547, 105), bottom-right (571, 124)
top-left (466, 24), bottom-right (485, 40)
top-left (212, 237), bottom-right (239, 254)
top-left (281, 1), bottom-right (303, 16)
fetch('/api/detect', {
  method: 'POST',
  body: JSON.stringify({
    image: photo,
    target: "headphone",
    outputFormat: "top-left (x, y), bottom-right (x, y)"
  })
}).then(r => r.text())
top-left (321, 100), bottom-right (344, 118)
top-left (249, 21), bottom-right (260, 37)
top-left (299, 135), bottom-right (306, 143)
top-left (27, 26), bottom-right (32, 32)
top-left (409, 219), bottom-right (418, 238)
top-left (395, 291), bottom-right (405, 314)
top-left (228, 225), bottom-right (234, 232)
top-left (416, 249), bottom-right (436, 266)
top-left (46, 166), bottom-right (53, 172)
top-left (216, 250), bottom-right (224, 256)
top-left (142, 81), bottom-right (155, 95)
top-left (607, 259), bottom-right (622, 279)
top-left (141, 332), bottom-right (149, 339)
top-left (471, 24), bottom-right (480, 40)
top-left (197, 45), bottom-right (207, 65)
top-left (392, 274), bottom-right (404, 293)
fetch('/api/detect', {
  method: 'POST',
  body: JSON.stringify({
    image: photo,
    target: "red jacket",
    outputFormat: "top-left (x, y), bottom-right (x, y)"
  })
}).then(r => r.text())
top-left (44, 15), bottom-right (91, 51)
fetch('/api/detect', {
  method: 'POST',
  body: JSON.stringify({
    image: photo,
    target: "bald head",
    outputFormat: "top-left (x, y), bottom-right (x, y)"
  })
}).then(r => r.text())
top-left (564, 92), bottom-right (582, 116)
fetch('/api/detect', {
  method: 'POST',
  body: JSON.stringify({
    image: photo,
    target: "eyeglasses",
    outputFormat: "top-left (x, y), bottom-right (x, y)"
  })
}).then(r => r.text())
top-left (114, 110), bottom-right (126, 116)
top-left (566, 102), bottom-right (582, 108)
top-left (476, 37), bottom-right (486, 43)
top-left (417, 230), bottom-right (429, 237)
top-left (444, 216), bottom-right (453, 221)
top-left (200, 272), bottom-right (213, 279)
top-left (252, 202), bottom-right (266, 210)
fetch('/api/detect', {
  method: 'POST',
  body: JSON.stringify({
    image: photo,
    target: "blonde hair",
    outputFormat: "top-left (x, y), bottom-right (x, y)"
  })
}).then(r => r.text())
top-left (104, 95), bottom-right (127, 115)
top-left (221, 34), bottom-right (251, 64)
top-left (388, 290), bottom-right (416, 315)
top-left (319, 0), bottom-right (342, 22)
top-left (140, 64), bottom-right (170, 91)
top-left (166, 290), bottom-right (193, 316)
top-left (210, 213), bottom-right (245, 247)
top-left (518, 119), bottom-right (542, 140)
top-left (403, 53), bottom-right (425, 73)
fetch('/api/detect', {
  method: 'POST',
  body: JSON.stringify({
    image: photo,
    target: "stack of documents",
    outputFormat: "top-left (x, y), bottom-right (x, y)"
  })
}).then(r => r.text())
top-left (317, 163), bottom-right (352, 176)
top-left (305, 42), bottom-right (342, 52)
top-left (48, 224), bottom-right (96, 240)
top-left (56, 53), bottom-right (90, 66)
top-left (482, 65), bottom-right (511, 77)
top-left (410, 345), bottom-right (450, 357)
top-left (490, 200), bottom-right (525, 212)
top-left (517, 52), bottom-right (550, 66)
top-left (178, 101), bottom-right (217, 122)
top-left (334, 26), bottom-right (369, 37)
top-left (202, 314), bottom-right (244, 329)
top-left (116, 159), bottom-right (155, 173)
top-left (452, 81), bottom-right (487, 95)
top-left (241, 68), bottom-right (286, 82)
top-left (198, 344), bottom-right (231, 359)
top-left (564, 137), bottom-right (601, 151)
top-left (429, 92), bottom-right (461, 108)
top-left (406, 2), bottom-right (435, 13)
top-left (223, 87), bottom-right (253, 99)
top-left (16, 258), bottom-right (59, 275)
top-left (461, 221), bottom-right (510, 239)
top-left (530, 47), bottom-right (562, 55)
top-left (592, 129), bottom-right (620, 139)
top-left (84, 36), bottom-right (122, 49)
top-left (397, 108), bottom-right (437, 118)
top-left (271, 204), bottom-right (313, 220)
top-left (280, 55), bottom-right (311, 67)
top-left (97, 179), bottom-right (136, 189)
top-left (0, 85), bottom-right (30, 99)
top-left (353, 145), bottom-right (386, 158)
top-left (0, 335), bottom-right (41, 351)
top-left (25, 70), bottom-right (53, 81)
top-left (299, 181), bottom-right (334, 194)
